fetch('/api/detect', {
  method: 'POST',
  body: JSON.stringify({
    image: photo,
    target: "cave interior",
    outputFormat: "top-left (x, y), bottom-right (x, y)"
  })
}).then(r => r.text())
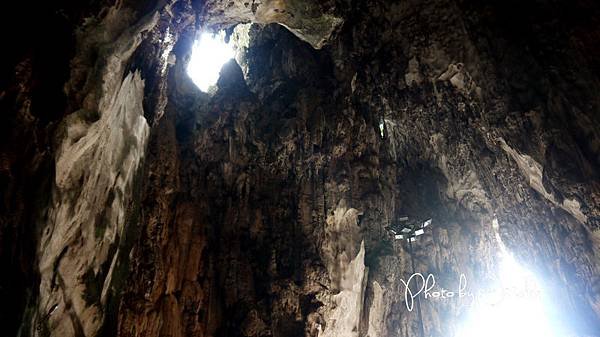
top-left (0, 0), bottom-right (599, 337)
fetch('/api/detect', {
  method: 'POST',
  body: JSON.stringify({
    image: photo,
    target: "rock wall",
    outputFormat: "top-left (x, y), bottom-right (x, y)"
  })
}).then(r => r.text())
top-left (31, 4), bottom-right (162, 336)
top-left (0, 1), bottom-right (599, 337)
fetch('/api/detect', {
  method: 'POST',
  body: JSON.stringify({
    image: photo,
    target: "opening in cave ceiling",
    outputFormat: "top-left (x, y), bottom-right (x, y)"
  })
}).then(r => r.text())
top-left (187, 30), bottom-right (234, 92)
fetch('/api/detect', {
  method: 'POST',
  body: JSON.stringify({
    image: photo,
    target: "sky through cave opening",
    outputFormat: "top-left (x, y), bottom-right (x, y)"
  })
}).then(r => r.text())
top-left (187, 30), bottom-right (234, 92)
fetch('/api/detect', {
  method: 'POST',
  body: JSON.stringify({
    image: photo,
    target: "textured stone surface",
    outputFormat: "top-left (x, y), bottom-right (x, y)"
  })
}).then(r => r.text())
top-left (202, 0), bottom-right (343, 48)
top-left (27, 4), bottom-right (166, 335)
top-left (36, 69), bottom-right (149, 337)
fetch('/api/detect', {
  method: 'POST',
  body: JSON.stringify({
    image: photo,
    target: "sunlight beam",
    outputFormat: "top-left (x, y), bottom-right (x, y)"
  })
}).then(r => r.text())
top-left (457, 252), bottom-right (556, 337)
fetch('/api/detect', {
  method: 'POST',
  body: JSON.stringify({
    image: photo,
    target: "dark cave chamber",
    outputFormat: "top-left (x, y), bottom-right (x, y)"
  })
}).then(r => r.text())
top-left (1, 1), bottom-right (599, 337)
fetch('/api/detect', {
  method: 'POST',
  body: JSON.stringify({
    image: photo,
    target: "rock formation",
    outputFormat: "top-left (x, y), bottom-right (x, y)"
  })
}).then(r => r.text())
top-left (0, 0), bottom-right (599, 337)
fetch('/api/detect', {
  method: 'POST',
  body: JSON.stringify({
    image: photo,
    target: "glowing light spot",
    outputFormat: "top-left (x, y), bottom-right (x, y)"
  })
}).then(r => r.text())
top-left (187, 31), bottom-right (234, 92)
top-left (457, 253), bottom-right (556, 337)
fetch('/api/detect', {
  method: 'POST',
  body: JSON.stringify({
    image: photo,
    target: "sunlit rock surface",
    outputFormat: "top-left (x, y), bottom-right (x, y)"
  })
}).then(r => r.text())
top-left (0, 0), bottom-right (599, 337)
top-left (36, 70), bottom-right (149, 337)
top-left (202, 0), bottom-right (343, 48)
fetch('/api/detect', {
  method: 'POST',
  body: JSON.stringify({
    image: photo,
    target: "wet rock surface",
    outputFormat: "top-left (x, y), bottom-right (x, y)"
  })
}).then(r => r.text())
top-left (1, 1), bottom-right (599, 337)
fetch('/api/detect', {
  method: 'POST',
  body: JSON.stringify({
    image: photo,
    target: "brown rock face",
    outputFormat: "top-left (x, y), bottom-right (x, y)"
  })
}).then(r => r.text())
top-left (1, 1), bottom-right (599, 337)
top-left (202, 0), bottom-right (343, 49)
